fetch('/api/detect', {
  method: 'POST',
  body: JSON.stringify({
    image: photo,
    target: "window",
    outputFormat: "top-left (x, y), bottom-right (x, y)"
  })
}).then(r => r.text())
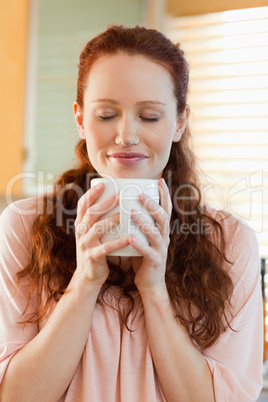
top-left (167, 6), bottom-right (268, 257)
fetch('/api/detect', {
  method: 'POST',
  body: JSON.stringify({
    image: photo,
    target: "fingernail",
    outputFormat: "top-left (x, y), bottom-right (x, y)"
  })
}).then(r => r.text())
top-left (130, 234), bottom-right (138, 243)
top-left (95, 183), bottom-right (103, 190)
top-left (141, 193), bottom-right (148, 201)
top-left (132, 209), bottom-right (141, 217)
top-left (160, 178), bottom-right (166, 186)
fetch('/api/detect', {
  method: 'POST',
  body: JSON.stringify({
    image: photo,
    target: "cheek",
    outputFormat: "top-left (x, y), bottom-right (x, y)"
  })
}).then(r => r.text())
top-left (151, 127), bottom-right (174, 153)
top-left (86, 122), bottom-right (113, 148)
top-left (149, 126), bottom-right (174, 166)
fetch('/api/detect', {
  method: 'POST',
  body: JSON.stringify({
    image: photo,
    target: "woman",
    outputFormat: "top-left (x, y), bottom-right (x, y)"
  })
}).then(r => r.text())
top-left (0, 25), bottom-right (263, 401)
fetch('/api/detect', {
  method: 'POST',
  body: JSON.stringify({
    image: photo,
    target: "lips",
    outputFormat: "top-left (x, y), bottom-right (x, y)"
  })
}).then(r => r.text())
top-left (108, 152), bottom-right (148, 165)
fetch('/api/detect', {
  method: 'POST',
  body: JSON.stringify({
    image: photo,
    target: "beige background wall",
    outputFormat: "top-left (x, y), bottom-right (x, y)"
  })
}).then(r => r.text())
top-left (0, 0), bottom-right (29, 195)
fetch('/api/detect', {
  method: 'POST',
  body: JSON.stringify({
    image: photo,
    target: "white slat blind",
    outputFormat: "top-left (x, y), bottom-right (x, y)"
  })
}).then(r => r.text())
top-left (167, 6), bottom-right (268, 258)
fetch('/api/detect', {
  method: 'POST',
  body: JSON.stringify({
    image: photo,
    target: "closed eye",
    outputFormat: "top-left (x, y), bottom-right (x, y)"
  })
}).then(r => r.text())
top-left (96, 115), bottom-right (160, 123)
top-left (96, 115), bottom-right (117, 121)
top-left (140, 116), bottom-right (160, 123)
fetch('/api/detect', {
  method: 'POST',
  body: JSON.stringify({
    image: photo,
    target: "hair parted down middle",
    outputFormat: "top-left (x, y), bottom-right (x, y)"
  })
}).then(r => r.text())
top-left (17, 25), bottom-right (234, 351)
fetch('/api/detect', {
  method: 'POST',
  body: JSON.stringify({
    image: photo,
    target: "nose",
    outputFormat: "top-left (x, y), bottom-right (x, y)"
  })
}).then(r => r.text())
top-left (114, 115), bottom-right (140, 146)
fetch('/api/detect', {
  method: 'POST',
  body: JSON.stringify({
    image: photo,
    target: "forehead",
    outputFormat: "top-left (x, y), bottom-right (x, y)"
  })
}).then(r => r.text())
top-left (88, 52), bottom-right (170, 76)
top-left (84, 53), bottom-right (176, 103)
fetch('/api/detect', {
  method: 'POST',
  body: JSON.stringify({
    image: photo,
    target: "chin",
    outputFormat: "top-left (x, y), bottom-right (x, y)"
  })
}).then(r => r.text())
top-left (105, 172), bottom-right (149, 179)
top-left (94, 165), bottom-right (160, 180)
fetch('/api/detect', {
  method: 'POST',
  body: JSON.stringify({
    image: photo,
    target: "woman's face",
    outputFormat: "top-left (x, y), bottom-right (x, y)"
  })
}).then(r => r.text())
top-left (74, 53), bottom-right (189, 179)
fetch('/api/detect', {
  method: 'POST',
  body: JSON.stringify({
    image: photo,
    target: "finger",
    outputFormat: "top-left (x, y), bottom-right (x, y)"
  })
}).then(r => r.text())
top-left (131, 210), bottom-right (164, 249)
top-left (79, 212), bottom-right (120, 246)
top-left (85, 193), bottom-right (119, 222)
top-left (139, 193), bottom-right (162, 218)
top-left (129, 234), bottom-right (157, 261)
top-left (77, 192), bottom-right (119, 230)
top-left (90, 236), bottom-right (131, 260)
top-left (76, 182), bottom-right (105, 223)
top-left (132, 208), bottom-right (170, 248)
top-left (140, 192), bottom-right (170, 232)
top-left (77, 196), bottom-right (119, 239)
top-left (159, 178), bottom-right (172, 217)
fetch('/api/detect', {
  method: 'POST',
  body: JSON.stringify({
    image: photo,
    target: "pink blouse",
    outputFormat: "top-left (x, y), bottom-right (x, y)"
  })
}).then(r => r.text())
top-left (0, 196), bottom-right (263, 401)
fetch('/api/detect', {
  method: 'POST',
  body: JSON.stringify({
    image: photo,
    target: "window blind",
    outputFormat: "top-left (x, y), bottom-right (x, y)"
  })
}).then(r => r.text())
top-left (166, 6), bottom-right (268, 258)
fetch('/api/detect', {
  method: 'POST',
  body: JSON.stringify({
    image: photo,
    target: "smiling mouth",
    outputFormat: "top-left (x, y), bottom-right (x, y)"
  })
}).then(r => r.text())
top-left (108, 152), bottom-right (148, 165)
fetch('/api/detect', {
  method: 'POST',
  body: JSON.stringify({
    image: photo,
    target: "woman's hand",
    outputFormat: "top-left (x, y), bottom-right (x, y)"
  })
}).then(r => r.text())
top-left (75, 183), bottom-right (130, 287)
top-left (130, 178), bottom-right (172, 294)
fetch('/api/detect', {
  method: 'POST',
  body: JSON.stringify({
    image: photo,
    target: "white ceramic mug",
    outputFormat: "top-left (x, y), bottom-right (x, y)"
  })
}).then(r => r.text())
top-left (91, 178), bottom-right (160, 256)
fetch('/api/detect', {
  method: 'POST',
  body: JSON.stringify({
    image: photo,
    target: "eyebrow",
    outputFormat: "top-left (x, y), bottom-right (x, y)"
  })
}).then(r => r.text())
top-left (92, 98), bottom-right (166, 106)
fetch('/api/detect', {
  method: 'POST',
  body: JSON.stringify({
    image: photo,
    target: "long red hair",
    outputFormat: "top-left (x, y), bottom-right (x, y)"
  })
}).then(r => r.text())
top-left (17, 25), bottom-right (234, 350)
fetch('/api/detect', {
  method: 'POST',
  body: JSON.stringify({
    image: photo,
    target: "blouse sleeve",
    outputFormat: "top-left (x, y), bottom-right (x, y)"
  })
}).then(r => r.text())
top-left (0, 199), bottom-right (39, 384)
top-left (203, 212), bottom-right (263, 402)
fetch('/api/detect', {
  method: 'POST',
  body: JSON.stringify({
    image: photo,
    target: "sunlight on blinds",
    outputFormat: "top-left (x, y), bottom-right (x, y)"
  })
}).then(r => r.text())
top-left (167, 6), bottom-right (268, 257)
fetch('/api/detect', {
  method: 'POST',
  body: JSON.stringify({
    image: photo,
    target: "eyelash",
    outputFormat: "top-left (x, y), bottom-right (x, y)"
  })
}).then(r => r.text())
top-left (96, 115), bottom-right (160, 123)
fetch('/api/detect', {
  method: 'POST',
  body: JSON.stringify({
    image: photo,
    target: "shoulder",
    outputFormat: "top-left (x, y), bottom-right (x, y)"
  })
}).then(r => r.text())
top-left (205, 205), bottom-right (259, 260)
top-left (0, 196), bottom-right (46, 279)
top-left (204, 205), bottom-right (260, 293)
top-left (0, 195), bottom-right (45, 246)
